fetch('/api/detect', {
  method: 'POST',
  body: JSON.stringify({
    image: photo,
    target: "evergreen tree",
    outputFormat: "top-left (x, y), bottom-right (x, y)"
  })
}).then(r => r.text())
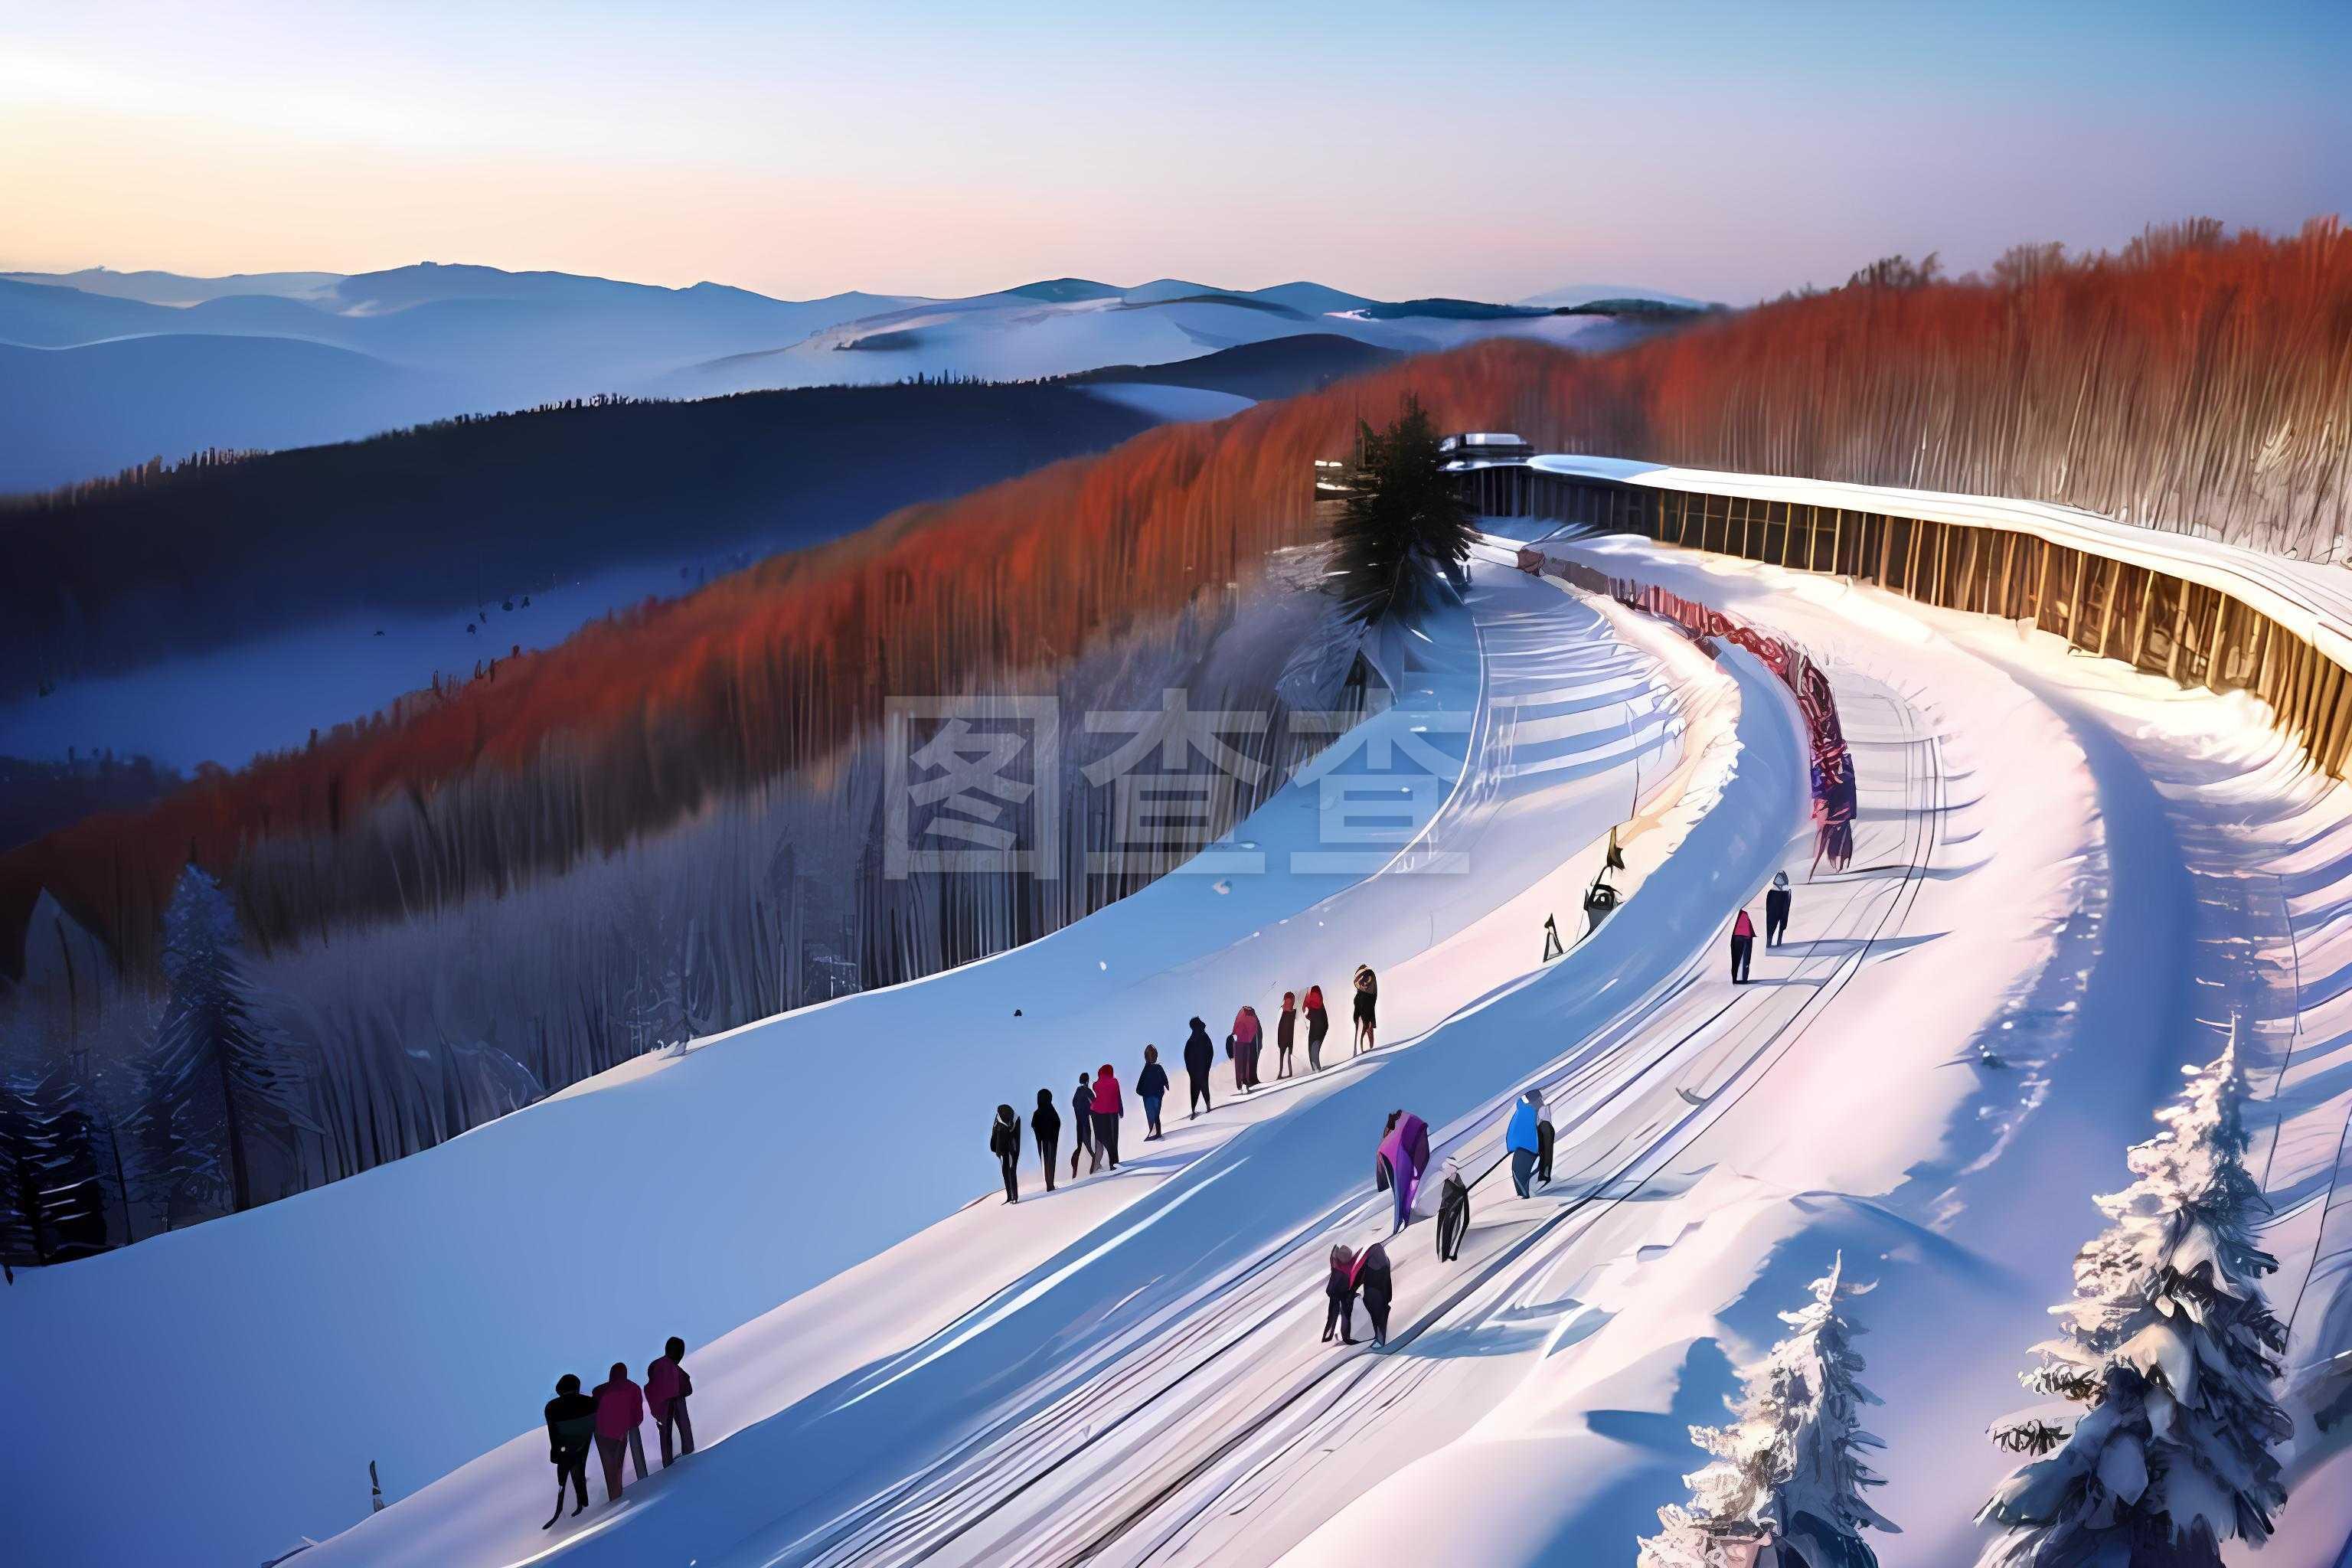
top-left (146, 866), bottom-right (314, 1215)
top-left (0, 1060), bottom-right (112, 1267)
top-left (1975, 1041), bottom-right (2291, 1566)
top-left (1328, 394), bottom-right (1475, 626)
top-left (1641, 1255), bottom-right (1898, 1568)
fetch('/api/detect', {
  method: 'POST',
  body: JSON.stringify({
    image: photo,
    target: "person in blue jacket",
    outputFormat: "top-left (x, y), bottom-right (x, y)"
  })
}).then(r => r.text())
top-left (1506, 1088), bottom-right (1544, 1198)
top-left (1136, 1044), bottom-right (1170, 1139)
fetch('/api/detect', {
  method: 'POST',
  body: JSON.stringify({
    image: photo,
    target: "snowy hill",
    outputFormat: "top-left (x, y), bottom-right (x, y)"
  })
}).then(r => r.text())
top-left (1519, 282), bottom-right (1712, 309)
top-left (2, 263), bottom-right (1695, 491)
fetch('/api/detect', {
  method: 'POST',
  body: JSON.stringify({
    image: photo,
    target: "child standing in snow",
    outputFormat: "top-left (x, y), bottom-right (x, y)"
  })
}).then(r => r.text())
top-left (1277, 992), bottom-right (1298, 1078)
top-left (1304, 985), bottom-right (1329, 1071)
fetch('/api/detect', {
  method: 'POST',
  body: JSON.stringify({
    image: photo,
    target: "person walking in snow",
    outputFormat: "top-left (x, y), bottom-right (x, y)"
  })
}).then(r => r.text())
top-left (1233, 1004), bottom-right (1264, 1090)
top-left (543, 1374), bottom-right (598, 1527)
top-left (591, 1362), bottom-right (647, 1503)
top-left (1537, 1100), bottom-right (1556, 1187)
top-left (1136, 1045), bottom-right (1169, 1139)
top-left (1765, 871), bottom-right (1792, 949)
top-left (1729, 908), bottom-right (1756, 983)
top-left (1436, 1161), bottom-right (1471, 1262)
top-left (1184, 1017), bottom-right (1215, 1117)
top-left (1354, 1242), bottom-right (1394, 1347)
top-left (1070, 1073), bottom-right (1095, 1177)
top-left (1089, 1063), bottom-right (1124, 1170)
top-left (1375, 1110), bottom-right (1432, 1233)
top-left (1303, 985), bottom-right (1330, 1072)
top-left (1322, 1244), bottom-right (1360, 1344)
top-left (1507, 1089), bottom-right (1544, 1198)
top-left (990, 1103), bottom-right (1022, 1204)
top-left (1352, 965), bottom-right (1380, 1053)
top-left (1276, 992), bottom-right (1298, 1078)
top-left (1032, 1089), bottom-right (1061, 1191)
top-left (646, 1337), bottom-right (694, 1466)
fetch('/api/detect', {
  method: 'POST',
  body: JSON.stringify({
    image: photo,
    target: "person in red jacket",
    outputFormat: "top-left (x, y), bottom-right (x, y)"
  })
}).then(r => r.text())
top-left (1730, 908), bottom-right (1756, 983)
top-left (591, 1362), bottom-right (647, 1502)
top-left (645, 1336), bottom-right (695, 1466)
top-left (1089, 1064), bottom-right (1124, 1170)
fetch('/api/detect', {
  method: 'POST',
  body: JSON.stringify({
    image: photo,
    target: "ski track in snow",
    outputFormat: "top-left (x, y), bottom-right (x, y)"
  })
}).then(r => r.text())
top-left (34, 524), bottom-right (2352, 1568)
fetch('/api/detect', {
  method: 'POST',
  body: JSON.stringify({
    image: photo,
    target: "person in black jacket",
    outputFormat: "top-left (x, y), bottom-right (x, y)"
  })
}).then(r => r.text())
top-left (1136, 1045), bottom-right (1170, 1139)
top-left (1070, 1073), bottom-right (1095, 1178)
top-left (1356, 1242), bottom-right (1394, 1347)
top-left (990, 1104), bottom-right (1021, 1203)
top-left (1436, 1161), bottom-right (1470, 1262)
top-left (543, 1374), bottom-right (598, 1528)
top-left (1031, 1089), bottom-right (1061, 1191)
top-left (1183, 1018), bottom-right (1215, 1118)
top-left (1276, 991), bottom-right (1298, 1078)
top-left (1765, 871), bottom-right (1793, 949)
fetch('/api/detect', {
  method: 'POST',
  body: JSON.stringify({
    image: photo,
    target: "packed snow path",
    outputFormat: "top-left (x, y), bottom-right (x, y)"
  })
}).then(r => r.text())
top-left (292, 554), bottom-right (1798, 1568)
top-left (7, 556), bottom-right (1707, 1568)
top-left (771, 676), bottom-right (1938, 1568)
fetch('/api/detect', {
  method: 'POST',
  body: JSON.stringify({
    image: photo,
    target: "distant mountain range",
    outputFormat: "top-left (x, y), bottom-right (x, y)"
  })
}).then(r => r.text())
top-left (0, 263), bottom-right (1713, 492)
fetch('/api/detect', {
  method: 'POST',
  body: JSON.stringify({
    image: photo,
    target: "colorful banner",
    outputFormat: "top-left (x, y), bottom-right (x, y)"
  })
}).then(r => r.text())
top-left (1519, 547), bottom-right (1856, 873)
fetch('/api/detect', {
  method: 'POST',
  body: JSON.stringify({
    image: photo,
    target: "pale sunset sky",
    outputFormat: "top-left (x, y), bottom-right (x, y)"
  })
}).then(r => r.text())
top-left (4, 0), bottom-right (2347, 303)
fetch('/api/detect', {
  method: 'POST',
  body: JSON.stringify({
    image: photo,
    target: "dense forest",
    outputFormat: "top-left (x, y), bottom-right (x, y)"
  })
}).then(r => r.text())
top-left (5, 217), bottom-right (2347, 1264)
top-left (0, 381), bottom-right (1161, 694)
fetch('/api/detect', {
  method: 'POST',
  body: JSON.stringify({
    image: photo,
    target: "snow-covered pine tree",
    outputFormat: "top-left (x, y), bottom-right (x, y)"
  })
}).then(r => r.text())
top-left (1328, 394), bottom-right (1475, 627)
top-left (147, 865), bottom-right (315, 1214)
top-left (1640, 1254), bottom-right (1898, 1568)
top-left (1975, 1040), bottom-right (2291, 1567)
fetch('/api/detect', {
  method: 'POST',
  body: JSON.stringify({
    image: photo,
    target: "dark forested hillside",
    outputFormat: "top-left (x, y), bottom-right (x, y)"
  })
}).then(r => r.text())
top-left (0, 381), bottom-right (1158, 694)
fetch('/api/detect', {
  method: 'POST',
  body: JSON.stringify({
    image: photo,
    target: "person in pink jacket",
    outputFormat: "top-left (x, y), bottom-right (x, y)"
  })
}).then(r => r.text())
top-left (1730, 908), bottom-right (1756, 984)
top-left (591, 1362), bottom-right (647, 1502)
top-left (1231, 1005), bottom-right (1264, 1089)
top-left (645, 1336), bottom-right (695, 1466)
top-left (1089, 1064), bottom-right (1123, 1171)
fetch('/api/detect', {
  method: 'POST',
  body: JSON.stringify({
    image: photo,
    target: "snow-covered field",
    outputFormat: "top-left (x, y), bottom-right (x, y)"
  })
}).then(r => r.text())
top-left (14, 519), bottom-right (2352, 1568)
top-left (2, 560), bottom-right (1700, 1566)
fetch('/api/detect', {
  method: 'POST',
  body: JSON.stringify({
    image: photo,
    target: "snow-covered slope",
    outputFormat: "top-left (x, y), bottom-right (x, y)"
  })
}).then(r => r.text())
top-left (2, 564), bottom-right (1701, 1566)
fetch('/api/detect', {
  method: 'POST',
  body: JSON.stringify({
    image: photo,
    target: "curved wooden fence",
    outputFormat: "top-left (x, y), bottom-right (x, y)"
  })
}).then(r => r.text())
top-left (1465, 456), bottom-right (2352, 780)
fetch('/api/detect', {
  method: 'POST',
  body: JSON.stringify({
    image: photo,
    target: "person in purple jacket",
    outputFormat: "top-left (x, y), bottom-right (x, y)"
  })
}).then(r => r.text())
top-left (1375, 1111), bottom-right (1432, 1233)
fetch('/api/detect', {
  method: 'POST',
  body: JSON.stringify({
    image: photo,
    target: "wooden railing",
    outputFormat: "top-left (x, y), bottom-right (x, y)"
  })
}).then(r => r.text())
top-left (1480, 462), bottom-right (2352, 780)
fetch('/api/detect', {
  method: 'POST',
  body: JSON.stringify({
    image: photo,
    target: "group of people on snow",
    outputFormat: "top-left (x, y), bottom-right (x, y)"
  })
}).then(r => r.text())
top-left (983, 969), bottom-right (1380, 1204)
top-left (541, 1338), bottom-right (694, 1525)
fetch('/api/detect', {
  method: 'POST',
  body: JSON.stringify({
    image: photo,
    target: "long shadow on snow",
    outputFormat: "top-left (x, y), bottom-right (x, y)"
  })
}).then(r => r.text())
top-left (544, 650), bottom-right (1806, 1568)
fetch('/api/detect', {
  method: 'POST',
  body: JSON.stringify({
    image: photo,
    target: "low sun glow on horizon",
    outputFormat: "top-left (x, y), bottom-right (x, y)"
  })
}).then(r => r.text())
top-left (5, 0), bottom-right (2348, 304)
